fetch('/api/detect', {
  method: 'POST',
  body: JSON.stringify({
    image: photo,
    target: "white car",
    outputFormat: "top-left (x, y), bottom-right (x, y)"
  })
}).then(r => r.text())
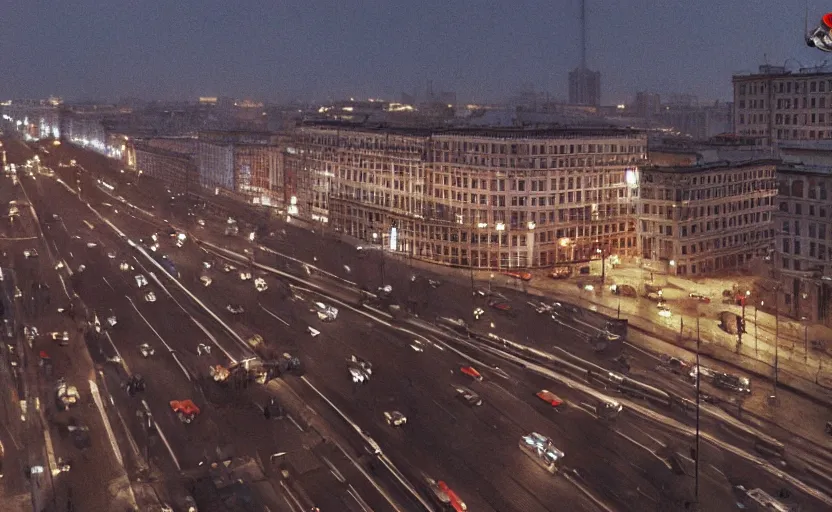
top-left (226, 304), bottom-right (244, 314)
top-left (106, 314), bottom-right (117, 327)
top-left (200, 276), bottom-right (213, 287)
top-left (384, 411), bottom-right (407, 427)
top-left (119, 262), bottom-right (131, 272)
top-left (314, 302), bottom-right (338, 322)
top-left (254, 277), bottom-right (268, 292)
top-left (135, 275), bottom-right (148, 287)
top-left (144, 291), bottom-right (156, 303)
top-left (50, 331), bottom-right (70, 346)
top-left (86, 242), bottom-right (97, 248)
top-left (139, 343), bottom-right (155, 358)
top-left (202, 261), bottom-right (212, 270)
top-left (107, 251), bottom-right (116, 259)
top-left (23, 249), bottom-right (39, 258)
top-left (239, 271), bottom-right (252, 281)
top-left (349, 366), bottom-right (370, 383)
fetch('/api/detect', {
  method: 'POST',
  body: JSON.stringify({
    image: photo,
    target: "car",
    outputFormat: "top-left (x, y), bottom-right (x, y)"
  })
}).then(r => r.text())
top-left (226, 304), bottom-right (244, 314)
top-left (49, 331), bottom-right (70, 346)
top-left (688, 293), bottom-right (711, 304)
top-left (239, 271), bottom-right (252, 281)
top-left (24, 326), bottom-right (39, 345)
top-left (134, 275), bottom-right (148, 287)
top-left (119, 262), bottom-right (131, 271)
top-left (520, 432), bottom-right (565, 473)
top-left (460, 366), bottom-right (483, 381)
top-left (86, 242), bottom-right (97, 248)
top-left (144, 291), bottom-right (156, 303)
top-left (197, 219), bottom-right (206, 226)
top-left (349, 366), bottom-right (370, 383)
top-left (658, 355), bottom-right (691, 375)
top-left (314, 302), bottom-right (338, 322)
top-left (67, 422), bottom-right (91, 450)
top-left (139, 343), bottom-right (155, 358)
top-left (222, 263), bottom-right (236, 273)
top-left (106, 313), bottom-right (117, 327)
top-left (107, 251), bottom-right (116, 259)
top-left (452, 385), bottom-right (482, 406)
top-left (488, 300), bottom-right (513, 313)
top-left (55, 379), bottom-right (80, 410)
top-left (504, 271), bottom-right (532, 281)
top-left (536, 390), bottom-right (564, 407)
top-left (254, 277), bottom-right (268, 292)
top-left (2, 320), bottom-right (13, 339)
top-left (202, 261), bottom-right (212, 270)
top-left (384, 411), bottom-right (407, 427)
top-left (200, 275), bottom-right (213, 287)
top-left (348, 355), bottom-right (372, 375)
top-left (425, 477), bottom-right (467, 512)
top-left (170, 400), bottom-right (200, 423)
top-left (23, 249), bottom-right (38, 258)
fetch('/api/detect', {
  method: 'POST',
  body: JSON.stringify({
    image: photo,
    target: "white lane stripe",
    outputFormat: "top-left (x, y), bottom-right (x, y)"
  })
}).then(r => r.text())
top-left (259, 304), bottom-right (289, 326)
top-left (104, 331), bottom-right (131, 375)
top-left (140, 399), bottom-right (181, 471)
top-left (127, 296), bottom-right (191, 381)
top-left (89, 380), bottom-right (124, 467)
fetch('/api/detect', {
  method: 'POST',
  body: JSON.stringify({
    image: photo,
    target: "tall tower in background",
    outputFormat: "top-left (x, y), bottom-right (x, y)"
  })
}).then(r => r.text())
top-left (568, 0), bottom-right (601, 107)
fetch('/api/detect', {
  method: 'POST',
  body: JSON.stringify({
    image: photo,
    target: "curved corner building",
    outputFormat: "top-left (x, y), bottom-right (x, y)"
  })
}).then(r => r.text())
top-left (294, 123), bottom-right (647, 271)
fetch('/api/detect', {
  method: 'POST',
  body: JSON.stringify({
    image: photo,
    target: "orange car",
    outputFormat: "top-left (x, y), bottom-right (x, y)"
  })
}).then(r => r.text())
top-left (170, 399), bottom-right (201, 424)
top-left (504, 271), bottom-right (532, 281)
top-left (460, 366), bottom-right (483, 381)
top-left (536, 390), bottom-right (564, 407)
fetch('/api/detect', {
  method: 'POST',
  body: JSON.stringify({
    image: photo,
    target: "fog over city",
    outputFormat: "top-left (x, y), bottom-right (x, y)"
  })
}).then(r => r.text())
top-left (0, 0), bottom-right (826, 103)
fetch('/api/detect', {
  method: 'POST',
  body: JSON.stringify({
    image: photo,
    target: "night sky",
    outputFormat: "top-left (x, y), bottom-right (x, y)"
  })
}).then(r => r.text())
top-left (0, 1), bottom-right (828, 104)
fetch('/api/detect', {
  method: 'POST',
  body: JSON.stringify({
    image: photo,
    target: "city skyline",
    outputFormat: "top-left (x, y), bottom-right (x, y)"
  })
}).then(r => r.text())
top-left (0, 1), bottom-right (826, 104)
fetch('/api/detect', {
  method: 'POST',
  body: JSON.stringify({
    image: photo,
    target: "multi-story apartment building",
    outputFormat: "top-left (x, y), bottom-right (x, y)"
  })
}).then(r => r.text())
top-left (195, 131), bottom-right (284, 207)
top-left (637, 160), bottom-right (777, 276)
top-left (733, 64), bottom-right (832, 147)
top-left (774, 165), bottom-right (832, 324)
top-left (294, 123), bottom-right (646, 270)
top-left (133, 142), bottom-right (196, 195)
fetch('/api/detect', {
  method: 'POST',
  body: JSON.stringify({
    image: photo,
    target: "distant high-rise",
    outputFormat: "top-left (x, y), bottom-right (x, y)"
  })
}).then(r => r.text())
top-left (568, 0), bottom-right (601, 107)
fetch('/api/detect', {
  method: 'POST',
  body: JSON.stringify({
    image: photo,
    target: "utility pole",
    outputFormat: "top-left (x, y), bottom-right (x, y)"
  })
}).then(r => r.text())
top-left (694, 316), bottom-right (701, 507)
top-left (774, 289), bottom-right (780, 400)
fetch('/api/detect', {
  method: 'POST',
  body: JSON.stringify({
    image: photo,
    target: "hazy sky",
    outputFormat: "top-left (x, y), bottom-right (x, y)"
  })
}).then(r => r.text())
top-left (0, 1), bottom-right (828, 104)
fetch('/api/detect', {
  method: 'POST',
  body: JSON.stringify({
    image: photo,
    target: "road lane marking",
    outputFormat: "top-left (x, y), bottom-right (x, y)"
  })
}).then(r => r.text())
top-left (300, 376), bottom-right (433, 511)
top-left (347, 484), bottom-right (374, 512)
top-left (104, 331), bottom-right (131, 375)
top-left (140, 268), bottom-right (238, 363)
top-left (140, 399), bottom-right (181, 471)
top-left (127, 296), bottom-right (191, 381)
top-left (102, 277), bottom-right (115, 291)
top-left (259, 304), bottom-right (289, 326)
top-left (89, 380), bottom-right (124, 467)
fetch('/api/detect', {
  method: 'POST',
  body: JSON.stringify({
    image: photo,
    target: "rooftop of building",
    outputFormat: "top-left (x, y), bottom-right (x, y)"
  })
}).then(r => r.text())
top-left (300, 119), bottom-right (642, 139)
top-left (133, 142), bottom-right (193, 159)
top-left (777, 162), bottom-right (832, 176)
top-left (778, 140), bottom-right (832, 151)
top-left (733, 63), bottom-right (832, 80)
top-left (643, 157), bottom-right (781, 175)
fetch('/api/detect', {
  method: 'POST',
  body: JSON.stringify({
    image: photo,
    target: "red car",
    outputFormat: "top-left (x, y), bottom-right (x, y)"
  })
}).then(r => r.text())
top-left (170, 399), bottom-right (201, 424)
top-left (504, 271), bottom-right (532, 281)
top-left (688, 293), bottom-right (711, 304)
top-left (460, 366), bottom-right (483, 381)
top-left (536, 390), bottom-right (564, 407)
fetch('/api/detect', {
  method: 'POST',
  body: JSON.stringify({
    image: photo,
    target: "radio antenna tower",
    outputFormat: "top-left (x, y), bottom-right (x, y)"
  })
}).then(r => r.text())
top-left (580, 0), bottom-right (587, 69)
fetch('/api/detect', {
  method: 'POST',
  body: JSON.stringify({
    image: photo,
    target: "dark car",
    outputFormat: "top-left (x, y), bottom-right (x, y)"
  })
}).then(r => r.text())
top-left (2, 319), bottom-right (13, 339)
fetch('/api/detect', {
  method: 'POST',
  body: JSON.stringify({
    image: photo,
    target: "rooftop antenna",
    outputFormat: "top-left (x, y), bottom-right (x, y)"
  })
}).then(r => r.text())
top-left (580, 0), bottom-right (587, 69)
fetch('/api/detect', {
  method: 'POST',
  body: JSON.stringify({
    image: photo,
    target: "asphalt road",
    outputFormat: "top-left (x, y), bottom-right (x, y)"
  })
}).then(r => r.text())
top-left (19, 166), bottom-right (383, 511)
top-left (19, 135), bottom-right (832, 512)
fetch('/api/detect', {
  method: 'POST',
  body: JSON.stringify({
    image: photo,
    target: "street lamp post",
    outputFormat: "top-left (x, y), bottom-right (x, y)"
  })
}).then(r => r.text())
top-left (694, 315), bottom-right (701, 507)
top-left (495, 222), bottom-right (505, 273)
